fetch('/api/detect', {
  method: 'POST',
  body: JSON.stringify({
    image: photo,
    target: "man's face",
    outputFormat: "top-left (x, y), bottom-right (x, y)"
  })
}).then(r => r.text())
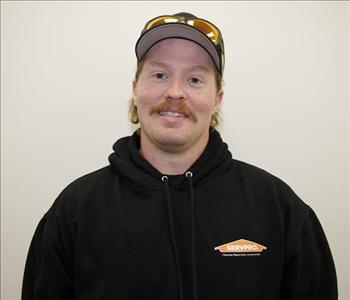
top-left (133, 38), bottom-right (223, 153)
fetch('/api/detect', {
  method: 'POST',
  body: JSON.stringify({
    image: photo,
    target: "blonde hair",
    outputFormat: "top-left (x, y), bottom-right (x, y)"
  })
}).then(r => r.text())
top-left (129, 60), bottom-right (223, 128)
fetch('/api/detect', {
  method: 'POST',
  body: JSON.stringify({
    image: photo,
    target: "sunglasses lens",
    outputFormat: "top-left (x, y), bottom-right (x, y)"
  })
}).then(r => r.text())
top-left (146, 16), bottom-right (178, 30)
top-left (192, 20), bottom-right (219, 45)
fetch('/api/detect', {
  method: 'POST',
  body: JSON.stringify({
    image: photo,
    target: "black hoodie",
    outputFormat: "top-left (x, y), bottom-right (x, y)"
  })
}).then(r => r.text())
top-left (22, 129), bottom-right (338, 300)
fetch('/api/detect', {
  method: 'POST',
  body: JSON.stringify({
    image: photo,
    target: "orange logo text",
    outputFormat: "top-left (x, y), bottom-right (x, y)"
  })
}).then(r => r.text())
top-left (214, 239), bottom-right (267, 253)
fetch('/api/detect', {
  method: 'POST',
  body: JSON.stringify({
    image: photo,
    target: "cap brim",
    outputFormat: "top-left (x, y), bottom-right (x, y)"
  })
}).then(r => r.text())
top-left (135, 23), bottom-right (220, 73)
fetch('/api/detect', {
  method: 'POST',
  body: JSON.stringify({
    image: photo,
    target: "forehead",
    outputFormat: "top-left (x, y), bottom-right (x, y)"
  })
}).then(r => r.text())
top-left (144, 38), bottom-right (216, 71)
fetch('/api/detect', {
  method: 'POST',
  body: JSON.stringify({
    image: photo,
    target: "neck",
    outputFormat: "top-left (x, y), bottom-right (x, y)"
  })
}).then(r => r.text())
top-left (139, 131), bottom-right (209, 175)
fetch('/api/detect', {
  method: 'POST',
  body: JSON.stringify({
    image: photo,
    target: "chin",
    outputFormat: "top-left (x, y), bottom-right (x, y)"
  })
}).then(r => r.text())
top-left (157, 124), bottom-right (197, 147)
top-left (140, 123), bottom-right (205, 153)
top-left (156, 134), bottom-right (189, 152)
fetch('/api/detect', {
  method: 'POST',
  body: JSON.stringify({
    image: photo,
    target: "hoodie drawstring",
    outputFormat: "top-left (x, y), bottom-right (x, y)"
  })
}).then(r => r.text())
top-left (162, 175), bottom-right (184, 300)
top-left (185, 171), bottom-right (198, 300)
top-left (162, 172), bottom-right (198, 300)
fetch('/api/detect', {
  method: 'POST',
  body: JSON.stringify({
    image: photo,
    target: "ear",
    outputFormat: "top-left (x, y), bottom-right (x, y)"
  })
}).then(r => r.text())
top-left (132, 80), bottom-right (138, 106)
top-left (214, 90), bottom-right (224, 110)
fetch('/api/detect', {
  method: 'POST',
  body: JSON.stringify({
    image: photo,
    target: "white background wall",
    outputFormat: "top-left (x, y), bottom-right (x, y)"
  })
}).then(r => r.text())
top-left (1, 1), bottom-right (349, 299)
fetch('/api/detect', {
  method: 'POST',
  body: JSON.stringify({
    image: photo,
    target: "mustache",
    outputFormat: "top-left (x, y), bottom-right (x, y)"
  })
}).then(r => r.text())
top-left (149, 101), bottom-right (198, 122)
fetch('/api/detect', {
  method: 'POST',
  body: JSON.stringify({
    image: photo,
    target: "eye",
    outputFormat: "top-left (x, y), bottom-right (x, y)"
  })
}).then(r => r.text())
top-left (188, 76), bottom-right (203, 85)
top-left (152, 72), bottom-right (167, 80)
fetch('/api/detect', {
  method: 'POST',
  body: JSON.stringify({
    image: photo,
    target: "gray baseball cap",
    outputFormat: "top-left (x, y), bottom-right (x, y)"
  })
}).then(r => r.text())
top-left (135, 12), bottom-right (225, 75)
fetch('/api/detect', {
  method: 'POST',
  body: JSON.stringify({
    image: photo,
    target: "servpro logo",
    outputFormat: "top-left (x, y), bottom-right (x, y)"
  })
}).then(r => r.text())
top-left (214, 239), bottom-right (267, 257)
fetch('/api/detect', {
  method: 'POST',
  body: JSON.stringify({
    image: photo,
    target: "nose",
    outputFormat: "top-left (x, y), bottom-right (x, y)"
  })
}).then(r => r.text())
top-left (165, 77), bottom-right (185, 101)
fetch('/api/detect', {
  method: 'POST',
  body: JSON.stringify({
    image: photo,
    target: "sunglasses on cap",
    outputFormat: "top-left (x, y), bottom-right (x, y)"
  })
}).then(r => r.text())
top-left (143, 15), bottom-right (223, 46)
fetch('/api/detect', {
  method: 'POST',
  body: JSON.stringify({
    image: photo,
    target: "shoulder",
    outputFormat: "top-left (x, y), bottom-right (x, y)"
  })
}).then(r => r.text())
top-left (232, 159), bottom-right (315, 250)
top-left (232, 159), bottom-right (292, 193)
top-left (233, 159), bottom-right (278, 180)
top-left (64, 165), bottom-right (114, 194)
top-left (45, 166), bottom-right (114, 220)
top-left (232, 158), bottom-right (310, 220)
top-left (71, 165), bottom-right (114, 186)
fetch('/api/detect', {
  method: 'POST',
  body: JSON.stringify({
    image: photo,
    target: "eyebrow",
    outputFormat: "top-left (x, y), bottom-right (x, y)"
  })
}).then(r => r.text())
top-left (188, 65), bottom-right (212, 74)
top-left (148, 61), bottom-right (212, 74)
top-left (148, 61), bottom-right (170, 69)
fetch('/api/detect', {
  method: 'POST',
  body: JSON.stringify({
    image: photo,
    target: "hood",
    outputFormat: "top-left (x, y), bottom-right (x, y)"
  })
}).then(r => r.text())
top-left (108, 128), bottom-right (233, 189)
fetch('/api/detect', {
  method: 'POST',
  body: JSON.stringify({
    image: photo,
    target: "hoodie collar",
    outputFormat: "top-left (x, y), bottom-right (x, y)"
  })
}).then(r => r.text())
top-left (108, 128), bottom-right (232, 189)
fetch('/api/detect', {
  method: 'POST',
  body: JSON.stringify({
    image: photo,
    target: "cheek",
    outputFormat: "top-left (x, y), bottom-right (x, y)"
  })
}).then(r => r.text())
top-left (187, 83), bottom-right (218, 112)
top-left (190, 94), bottom-right (218, 116)
top-left (135, 84), bottom-right (163, 108)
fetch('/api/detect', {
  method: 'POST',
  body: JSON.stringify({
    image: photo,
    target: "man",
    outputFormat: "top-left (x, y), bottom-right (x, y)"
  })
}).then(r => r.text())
top-left (22, 12), bottom-right (337, 300)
